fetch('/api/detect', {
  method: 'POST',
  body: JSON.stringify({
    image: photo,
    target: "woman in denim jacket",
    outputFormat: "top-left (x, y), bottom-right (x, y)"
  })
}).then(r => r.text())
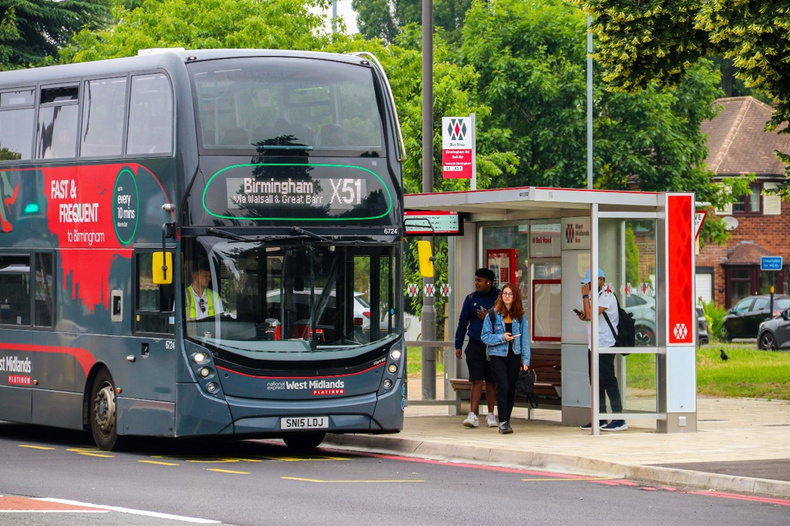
top-left (481, 283), bottom-right (530, 434)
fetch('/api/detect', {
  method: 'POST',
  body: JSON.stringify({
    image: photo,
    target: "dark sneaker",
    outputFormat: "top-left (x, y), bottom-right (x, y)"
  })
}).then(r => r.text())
top-left (602, 420), bottom-right (628, 431)
top-left (498, 421), bottom-right (513, 434)
top-left (580, 421), bottom-right (608, 430)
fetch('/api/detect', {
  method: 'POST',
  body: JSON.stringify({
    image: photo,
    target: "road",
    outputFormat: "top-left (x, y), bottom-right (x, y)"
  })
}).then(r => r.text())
top-left (0, 422), bottom-right (788, 525)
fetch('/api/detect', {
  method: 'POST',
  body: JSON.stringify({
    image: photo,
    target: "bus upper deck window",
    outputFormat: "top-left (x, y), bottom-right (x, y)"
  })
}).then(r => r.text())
top-left (127, 73), bottom-right (174, 156)
top-left (0, 89), bottom-right (35, 161)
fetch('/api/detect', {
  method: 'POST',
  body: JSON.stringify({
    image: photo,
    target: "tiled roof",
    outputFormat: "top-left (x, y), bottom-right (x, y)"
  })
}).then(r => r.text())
top-left (724, 240), bottom-right (780, 265)
top-left (701, 96), bottom-right (790, 176)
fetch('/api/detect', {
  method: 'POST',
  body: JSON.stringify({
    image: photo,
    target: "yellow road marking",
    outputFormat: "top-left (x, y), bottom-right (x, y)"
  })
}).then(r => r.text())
top-left (282, 477), bottom-right (423, 483)
top-left (521, 476), bottom-right (615, 482)
top-left (139, 460), bottom-right (180, 466)
top-left (151, 455), bottom-right (348, 463)
top-left (262, 456), bottom-right (350, 462)
top-left (185, 458), bottom-right (250, 464)
top-left (206, 468), bottom-right (250, 475)
top-left (19, 445), bottom-right (54, 450)
top-left (66, 448), bottom-right (114, 458)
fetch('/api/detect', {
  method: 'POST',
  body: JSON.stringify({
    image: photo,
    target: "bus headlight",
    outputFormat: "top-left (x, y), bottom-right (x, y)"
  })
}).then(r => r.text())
top-left (388, 363), bottom-right (398, 374)
top-left (206, 382), bottom-right (219, 394)
top-left (383, 378), bottom-right (393, 390)
top-left (193, 352), bottom-right (208, 364)
top-left (390, 348), bottom-right (402, 361)
top-left (199, 367), bottom-right (211, 378)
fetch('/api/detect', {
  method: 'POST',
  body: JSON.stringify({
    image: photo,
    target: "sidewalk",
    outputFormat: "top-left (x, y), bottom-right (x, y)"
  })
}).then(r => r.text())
top-left (325, 396), bottom-right (790, 499)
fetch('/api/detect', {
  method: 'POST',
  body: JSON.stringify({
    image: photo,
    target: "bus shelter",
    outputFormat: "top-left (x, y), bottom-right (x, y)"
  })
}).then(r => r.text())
top-left (405, 187), bottom-right (696, 434)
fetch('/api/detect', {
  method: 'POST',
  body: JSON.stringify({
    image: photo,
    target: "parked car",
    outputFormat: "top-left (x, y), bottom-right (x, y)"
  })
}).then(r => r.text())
top-left (721, 294), bottom-right (790, 341)
top-left (757, 307), bottom-right (790, 350)
top-left (697, 306), bottom-right (709, 345)
top-left (624, 294), bottom-right (656, 346)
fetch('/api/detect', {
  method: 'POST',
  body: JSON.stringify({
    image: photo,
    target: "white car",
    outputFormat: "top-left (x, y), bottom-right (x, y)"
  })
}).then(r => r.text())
top-left (624, 294), bottom-right (656, 346)
top-left (266, 289), bottom-right (371, 329)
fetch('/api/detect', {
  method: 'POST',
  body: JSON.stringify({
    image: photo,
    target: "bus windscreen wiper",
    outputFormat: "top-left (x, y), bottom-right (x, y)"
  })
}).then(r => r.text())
top-left (207, 228), bottom-right (248, 241)
top-left (207, 227), bottom-right (290, 243)
top-left (260, 144), bottom-right (314, 151)
top-left (291, 226), bottom-right (327, 241)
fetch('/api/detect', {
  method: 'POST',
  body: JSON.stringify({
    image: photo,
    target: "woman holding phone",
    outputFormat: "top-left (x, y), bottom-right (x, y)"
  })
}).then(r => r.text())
top-left (481, 283), bottom-right (531, 434)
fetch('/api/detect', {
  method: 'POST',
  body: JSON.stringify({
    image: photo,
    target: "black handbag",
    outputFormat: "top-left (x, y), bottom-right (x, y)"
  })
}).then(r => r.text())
top-left (516, 369), bottom-right (538, 408)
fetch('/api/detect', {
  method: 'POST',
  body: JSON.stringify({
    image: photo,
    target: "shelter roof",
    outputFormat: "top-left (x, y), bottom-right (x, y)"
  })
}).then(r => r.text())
top-left (405, 187), bottom-right (664, 221)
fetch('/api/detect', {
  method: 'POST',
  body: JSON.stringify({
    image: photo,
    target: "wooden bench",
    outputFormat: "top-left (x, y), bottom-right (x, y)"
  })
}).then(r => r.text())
top-left (450, 347), bottom-right (562, 411)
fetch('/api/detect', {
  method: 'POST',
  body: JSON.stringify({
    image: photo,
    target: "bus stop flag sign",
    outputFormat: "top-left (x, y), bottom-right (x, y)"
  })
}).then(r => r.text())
top-left (761, 256), bottom-right (783, 271)
top-left (442, 116), bottom-right (474, 179)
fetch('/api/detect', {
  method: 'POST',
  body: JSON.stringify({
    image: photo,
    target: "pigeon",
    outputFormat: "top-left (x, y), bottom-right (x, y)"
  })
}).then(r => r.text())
top-left (720, 348), bottom-right (729, 361)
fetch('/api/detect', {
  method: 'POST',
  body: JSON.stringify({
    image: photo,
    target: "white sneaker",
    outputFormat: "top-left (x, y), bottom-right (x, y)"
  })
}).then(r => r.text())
top-left (486, 413), bottom-right (498, 427)
top-left (463, 412), bottom-right (479, 428)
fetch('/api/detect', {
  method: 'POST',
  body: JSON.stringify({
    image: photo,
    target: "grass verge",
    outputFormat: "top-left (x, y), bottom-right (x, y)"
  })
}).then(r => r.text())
top-left (626, 343), bottom-right (790, 400)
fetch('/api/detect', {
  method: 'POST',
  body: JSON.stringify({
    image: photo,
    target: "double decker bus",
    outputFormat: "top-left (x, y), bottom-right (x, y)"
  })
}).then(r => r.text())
top-left (0, 49), bottom-right (411, 450)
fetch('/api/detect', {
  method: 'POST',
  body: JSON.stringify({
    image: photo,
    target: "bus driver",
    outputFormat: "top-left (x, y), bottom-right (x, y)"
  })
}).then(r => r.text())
top-left (186, 266), bottom-right (224, 320)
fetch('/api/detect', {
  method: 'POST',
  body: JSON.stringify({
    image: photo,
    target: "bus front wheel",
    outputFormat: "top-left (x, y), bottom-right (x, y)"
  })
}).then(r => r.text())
top-left (90, 369), bottom-right (119, 450)
top-left (283, 432), bottom-right (326, 451)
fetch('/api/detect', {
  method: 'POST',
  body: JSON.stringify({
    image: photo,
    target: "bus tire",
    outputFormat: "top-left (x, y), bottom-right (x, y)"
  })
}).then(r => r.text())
top-left (90, 369), bottom-right (120, 451)
top-left (282, 432), bottom-right (326, 451)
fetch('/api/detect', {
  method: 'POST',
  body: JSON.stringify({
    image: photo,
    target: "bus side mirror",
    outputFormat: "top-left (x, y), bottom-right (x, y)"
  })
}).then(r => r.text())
top-left (152, 252), bottom-right (173, 285)
top-left (417, 240), bottom-right (434, 278)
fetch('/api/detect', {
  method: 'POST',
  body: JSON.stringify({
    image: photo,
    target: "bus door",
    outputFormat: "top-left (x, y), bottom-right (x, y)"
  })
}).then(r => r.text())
top-left (125, 252), bottom-right (178, 423)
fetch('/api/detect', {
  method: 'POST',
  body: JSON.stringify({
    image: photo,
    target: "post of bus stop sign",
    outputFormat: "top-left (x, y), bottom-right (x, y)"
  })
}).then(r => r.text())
top-left (761, 256), bottom-right (783, 316)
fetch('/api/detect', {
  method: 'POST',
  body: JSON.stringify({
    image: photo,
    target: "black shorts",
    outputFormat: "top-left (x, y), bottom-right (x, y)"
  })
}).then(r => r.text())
top-left (465, 339), bottom-right (495, 383)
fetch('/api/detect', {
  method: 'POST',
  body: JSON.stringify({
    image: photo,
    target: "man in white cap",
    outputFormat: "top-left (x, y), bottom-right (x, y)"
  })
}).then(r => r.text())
top-left (576, 268), bottom-right (627, 431)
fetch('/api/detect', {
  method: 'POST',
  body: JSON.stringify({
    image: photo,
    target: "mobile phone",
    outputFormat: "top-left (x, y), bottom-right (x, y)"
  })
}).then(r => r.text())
top-left (573, 308), bottom-right (582, 315)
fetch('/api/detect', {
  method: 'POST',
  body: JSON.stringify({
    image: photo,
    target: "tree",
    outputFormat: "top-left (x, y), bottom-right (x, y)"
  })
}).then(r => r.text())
top-left (60, 0), bottom-right (332, 62)
top-left (574, 0), bottom-right (790, 194)
top-left (0, 0), bottom-right (111, 69)
top-left (460, 0), bottom-right (737, 244)
top-left (326, 29), bottom-right (518, 318)
top-left (352, 0), bottom-right (472, 45)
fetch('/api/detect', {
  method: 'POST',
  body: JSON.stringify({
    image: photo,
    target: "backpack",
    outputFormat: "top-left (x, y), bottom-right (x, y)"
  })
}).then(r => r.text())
top-left (602, 293), bottom-right (635, 349)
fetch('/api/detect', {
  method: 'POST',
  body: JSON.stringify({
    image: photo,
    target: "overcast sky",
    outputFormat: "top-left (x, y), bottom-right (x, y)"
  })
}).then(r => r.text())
top-left (317, 0), bottom-right (359, 34)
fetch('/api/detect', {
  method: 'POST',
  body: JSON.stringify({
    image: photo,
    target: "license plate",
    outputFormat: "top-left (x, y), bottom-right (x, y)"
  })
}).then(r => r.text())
top-left (281, 416), bottom-right (329, 430)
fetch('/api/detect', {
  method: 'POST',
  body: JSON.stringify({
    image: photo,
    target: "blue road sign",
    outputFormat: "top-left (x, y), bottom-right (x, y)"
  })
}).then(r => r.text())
top-left (761, 256), bottom-right (783, 271)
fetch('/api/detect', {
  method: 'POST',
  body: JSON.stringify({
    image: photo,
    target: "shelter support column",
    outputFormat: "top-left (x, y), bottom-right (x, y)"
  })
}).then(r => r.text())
top-left (657, 347), bottom-right (697, 432)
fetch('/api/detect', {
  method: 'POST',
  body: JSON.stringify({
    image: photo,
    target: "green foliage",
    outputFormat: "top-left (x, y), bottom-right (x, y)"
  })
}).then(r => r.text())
top-left (701, 298), bottom-right (728, 342)
top-left (459, 0), bottom-right (737, 245)
top-left (0, 146), bottom-right (20, 161)
top-left (0, 0), bottom-right (111, 69)
top-left (352, 0), bottom-right (473, 45)
top-left (625, 228), bottom-right (639, 286)
top-left (575, 0), bottom-right (715, 92)
top-left (575, 0), bottom-right (790, 197)
top-left (330, 26), bottom-right (517, 197)
top-left (60, 0), bottom-right (331, 62)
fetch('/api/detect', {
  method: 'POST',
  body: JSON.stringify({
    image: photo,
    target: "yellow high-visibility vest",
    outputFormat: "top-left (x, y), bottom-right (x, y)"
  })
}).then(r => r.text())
top-left (186, 286), bottom-right (215, 318)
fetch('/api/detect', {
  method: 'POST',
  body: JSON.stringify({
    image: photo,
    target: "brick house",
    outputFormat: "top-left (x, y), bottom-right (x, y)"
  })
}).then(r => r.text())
top-left (696, 96), bottom-right (790, 308)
